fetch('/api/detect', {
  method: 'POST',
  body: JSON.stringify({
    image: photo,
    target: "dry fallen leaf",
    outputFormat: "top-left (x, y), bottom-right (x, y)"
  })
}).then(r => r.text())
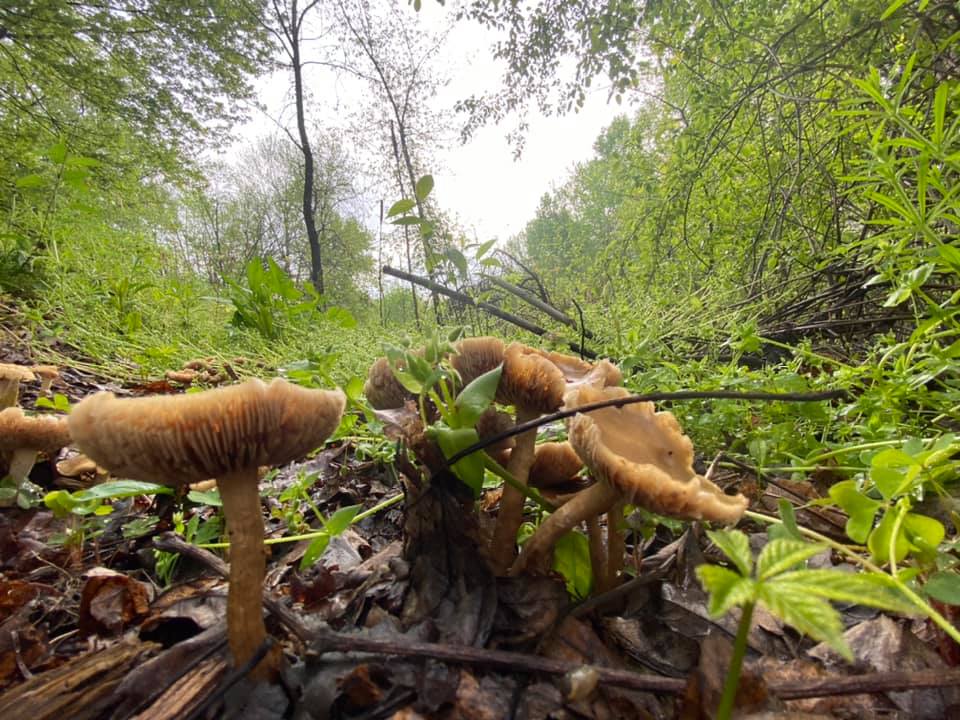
top-left (79, 567), bottom-right (154, 637)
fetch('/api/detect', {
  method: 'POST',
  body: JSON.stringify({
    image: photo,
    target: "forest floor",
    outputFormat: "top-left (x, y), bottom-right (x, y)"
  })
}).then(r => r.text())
top-left (1, 308), bottom-right (960, 720)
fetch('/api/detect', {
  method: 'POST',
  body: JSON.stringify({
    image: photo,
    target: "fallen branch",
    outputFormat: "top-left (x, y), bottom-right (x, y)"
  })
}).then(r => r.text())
top-left (383, 265), bottom-right (596, 358)
top-left (483, 274), bottom-right (595, 339)
top-left (309, 627), bottom-right (960, 700)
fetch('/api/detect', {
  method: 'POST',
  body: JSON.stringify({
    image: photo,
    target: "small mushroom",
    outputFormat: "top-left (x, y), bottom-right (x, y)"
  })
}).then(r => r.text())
top-left (0, 407), bottom-right (71, 505)
top-left (534, 350), bottom-right (623, 390)
top-left (510, 384), bottom-right (748, 581)
top-left (475, 407), bottom-right (516, 466)
top-left (488, 342), bottom-right (566, 574)
top-left (528, 441), bottom-right (584, 489)
top-left (165, 369), bottom-right (198, 385)
top-left (0, 363), bottom-right (35, 409)
top-left (57, 453), bottom-right (104, 478)
top-left (68, 378), bottom-right (346, 679)
top-left (31, 365), bottom-right (60, 396)
top-left (363, 357), bottom-right (413, 410)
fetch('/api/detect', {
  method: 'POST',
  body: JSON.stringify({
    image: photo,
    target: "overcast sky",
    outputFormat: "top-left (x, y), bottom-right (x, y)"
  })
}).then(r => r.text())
top-left (221, 3), bottom-right (620, 244)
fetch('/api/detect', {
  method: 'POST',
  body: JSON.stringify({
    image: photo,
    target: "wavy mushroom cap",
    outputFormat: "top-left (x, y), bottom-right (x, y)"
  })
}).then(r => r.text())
top-left (0, 363), bottom-right (36, 383)
top-left (68, 378), bottom-right (346, 486)
top-left (451, 336), bottom-right (505, 388)
top-left (497, 342), bottom-right (566, 414)
top-left (566, 385), bottom-right (747, 524)
top-left (536, 350), bottom-right (623, 389)
top-left (363, 357), bottom-right (413, 410)
top-left (528, 441), bottom-right (584, 489)
top-left (0, 407), bottom-right (72, 454)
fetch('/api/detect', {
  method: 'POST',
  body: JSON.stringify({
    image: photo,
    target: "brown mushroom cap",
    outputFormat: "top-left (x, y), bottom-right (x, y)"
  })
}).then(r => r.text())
top-left (165, 369), bottom-right (198, 385)
top-left (451, 336), bottom-right (505, 388)
top-left (68, 378), bottom-right (346, 486)
top-left (566, 385), bottom-right (748, 523)
top-left (0, 407), bottom-right (72, 456)
top-left (363, 357), bottom-right (413, 410)
top-left (0, 363), bottom-right (36, 408)
top-left (535, 351), bottom-right (623, 389)
top-left (497, 342), bottom-right (566, 414)
top-left (528, 441), bottom-right (584, 489)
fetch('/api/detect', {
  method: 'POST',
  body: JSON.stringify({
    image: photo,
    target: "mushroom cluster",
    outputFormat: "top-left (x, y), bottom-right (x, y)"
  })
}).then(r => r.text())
top-left (68, 377), bottom-right (346, 678)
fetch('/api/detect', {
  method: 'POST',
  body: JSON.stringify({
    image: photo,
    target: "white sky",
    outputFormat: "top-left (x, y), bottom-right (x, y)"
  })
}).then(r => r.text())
top-left (222, 3), bottom-right (619, 244)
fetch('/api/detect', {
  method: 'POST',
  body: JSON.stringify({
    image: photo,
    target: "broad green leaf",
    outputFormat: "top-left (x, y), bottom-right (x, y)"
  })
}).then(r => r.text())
top-left (756, 539), bottom-right (827, 581)
top-left (73, 480), bottom-right (173, 501)
top-left (868, 511), bottom-right (910, 564)
top-left (455, 365), bottom-right (502, 427)
top-left (902, 512), bottom-right (945, 553)
top-left (475, 239), bottom-right (496, 259)
top-left (552, 530), bottom-right (592, 599)
top-left (344, 376), bottom-right (365, 403)
top-left (924, 571), bottom-right (960, 605)
top-left (324, 504), bottom-right (362, 535)
top-left (706, 529), bottom-right (752, 576)
top-left (828, 480), bottom-right (881, 543)
top-left (15, 174), bottom-right (45, 189)
top-left (415, 174), bottom-right (434, 201)
top-left (387, 198), bottom-right (415, 217)
top-left (300, 532), bottom-right (331, 570)
top-left (432, 426), bottom-right (484, 496)
top-left (774, 569), bottom-right (916, 615)
top-left (325, 306), bottom-right (357, 329)
top-left (47, 140), bottom-right (68, 164)
top-left (870, 464), bottom-right (906, 501)
top-left (696, 565), bottom-right (755, 616)
top-left (883, 286), bottom-right (912, 307)
top-left (187, 489), bottom-right (222, 506)
top-left (445, 247), bottom-right (468, 277)
top-left (758, 583), bottom-right (851, 660)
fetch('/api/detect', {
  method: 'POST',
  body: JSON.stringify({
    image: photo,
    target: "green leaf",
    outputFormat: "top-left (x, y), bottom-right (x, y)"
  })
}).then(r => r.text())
top-left (475, 239), bottom-right (496, 259)
top-left (324, 504), bottom-right (361, 535)
top-left (552, 530), bottom-right (593, 599)
top-left (47, 140), bottom-right (68, 164)
top-left (455, 365), bottom-right (502, 427)
top-left (706, 528), bottom-right (753, 576)
top-left (758, 583), bottom-right (851, 661)
top-left (756, 539), bottom-right (827, 581)
top-left (902, 512), bottom-right (945, 553)
top-left (432, 426), bottom-right (485, 495)
top-left (414, 174), bottom-right (434, 202)
top-left (325, 306), bottom-right (356, 329)
top-left (300, 532), bottom-right (331, 570)
top-left (73, 480), bottom-right (173, 501)
top-left (774, 569), bottom-right (916, 615)
top-left (828, 480), bottom-right (881, 543)
top-left (15, 174), bottom-right (45, 189)
top-left (445, 247), bottom-right (468, 277)
top-left (883, 286), bottom-right (912, 307)
top-left (868, 511), bottom-right (910, 564)
top-left (187, 489), bottom-right (222, 506)
top-left (777, 500), bottom-right (804, 540)
top-left (696, 565), bottom-right (756, 616)
top-left (924, 571), bottom-right (960, 605)
top-left (387, 198), bottom-right (415, 217)
top-left (344, 376), bottom-right (364, 403)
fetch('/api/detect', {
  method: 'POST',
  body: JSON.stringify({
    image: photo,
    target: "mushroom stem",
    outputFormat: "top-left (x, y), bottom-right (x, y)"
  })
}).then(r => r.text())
top-left (490, 407), bottom-right (539, 574)
top-left (0, 380), bottom-right (18, 409)
top-left (7, 448), bottom-right (37, 506)
top-left (509, 481), bottom-right (620, 577)
top-left (218, 469), bottom-right (270, 679)
top-left (603, 501), bottom-right (625, 593)
top-left (586, 516), bottom-right (606, 591)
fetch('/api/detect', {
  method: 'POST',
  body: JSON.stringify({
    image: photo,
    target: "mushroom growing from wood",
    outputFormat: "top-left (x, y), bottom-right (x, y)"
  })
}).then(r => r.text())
top-left (0, 407), bottom-right (71, 505)
top-left (509, 384), bottom-right (749, 582)
top-left (0, 363), bottom-right (35, 409)
top-left (68, 378), bottom-right (346, 679)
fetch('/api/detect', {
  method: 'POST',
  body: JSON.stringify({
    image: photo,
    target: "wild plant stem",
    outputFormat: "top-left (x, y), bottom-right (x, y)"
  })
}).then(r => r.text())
top-left (716, 601), bottom-right (754, 720)
top-left (744, 509), bottom-right (960, 646)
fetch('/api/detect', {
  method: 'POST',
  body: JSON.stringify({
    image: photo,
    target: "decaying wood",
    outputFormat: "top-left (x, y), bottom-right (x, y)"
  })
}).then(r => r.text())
top-left (382, 265), bottom-right (597, 358)
top-left (130, 656), bottom-right (226, 720)
top-left (0, 637), bottom-right (159, 720)
top-left (483, 274), bottom-right (595, 339)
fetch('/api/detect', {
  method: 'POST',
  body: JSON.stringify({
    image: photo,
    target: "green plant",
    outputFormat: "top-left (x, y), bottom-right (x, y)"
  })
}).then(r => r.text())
top-left (155, 508), bottom-right (224, 586)
top-left (697, 523), bottom-right (917, 719)
top-left (225, 257), bottom-right (321, 339)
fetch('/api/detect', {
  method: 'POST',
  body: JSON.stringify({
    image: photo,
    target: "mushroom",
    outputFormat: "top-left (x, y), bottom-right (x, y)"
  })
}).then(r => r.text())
top-left (67, 378), bottom-right (346, 678)
top-left (0, 363), bottom-right (35, 409)
top-left (0, 407), bottom-right (71, 505)
top-left (509, 384), bottom-right (749, 583)
top-left (363, 357), bottom-right (413, 410)
top-left (31, 365), bottom-right (60, 396)
top-left (165, 369), bottom-right (198, 385)
top-left (528, 441), bottom-right (584, 489)
top-left (488, 342), bottom-right (566, 574)
top-left (450, 336), bottom-right (505, 388)
top-left (56, 453), bottom-right (105, 479)
top-left (475, 407), bottom-right (516, 466)
top-left (533, 350), bottom-right (623, 391)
